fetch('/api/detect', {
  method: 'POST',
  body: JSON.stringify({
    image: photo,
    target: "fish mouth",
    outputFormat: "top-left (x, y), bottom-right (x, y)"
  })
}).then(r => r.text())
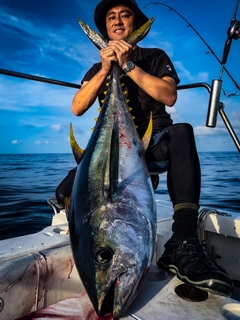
top-left (97, 277), bottom-right (116, 317)
top-left (98, 271), bottom-right (137, 319)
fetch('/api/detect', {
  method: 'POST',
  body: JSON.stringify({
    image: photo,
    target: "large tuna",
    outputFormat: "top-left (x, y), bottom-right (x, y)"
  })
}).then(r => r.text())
top-left (68, 18), bottom-right (156, 319)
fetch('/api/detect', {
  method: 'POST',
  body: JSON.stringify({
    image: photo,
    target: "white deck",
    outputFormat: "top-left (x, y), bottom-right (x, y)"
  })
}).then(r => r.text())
top-left (13, 266), bottom-right (240, 320)
top-left (1, 199), bottom-right (240, 320)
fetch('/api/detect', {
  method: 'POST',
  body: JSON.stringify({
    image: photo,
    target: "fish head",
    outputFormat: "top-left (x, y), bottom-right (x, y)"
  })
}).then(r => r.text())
top-left (85, 203), bottom-right (153, 319)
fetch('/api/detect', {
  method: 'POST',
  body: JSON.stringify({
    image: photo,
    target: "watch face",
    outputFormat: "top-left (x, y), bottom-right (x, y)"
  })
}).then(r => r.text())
top-left (124, 61), bottom-right (135, 72)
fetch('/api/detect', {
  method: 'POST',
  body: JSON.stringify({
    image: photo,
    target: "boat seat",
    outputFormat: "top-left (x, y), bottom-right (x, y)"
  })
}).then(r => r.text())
top-left (147, 160), bottom-right (169, 175)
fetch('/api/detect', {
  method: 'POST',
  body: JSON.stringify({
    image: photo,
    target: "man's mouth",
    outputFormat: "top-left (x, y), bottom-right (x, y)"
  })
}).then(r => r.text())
top-left (114, 28), bottom-right (125, 34)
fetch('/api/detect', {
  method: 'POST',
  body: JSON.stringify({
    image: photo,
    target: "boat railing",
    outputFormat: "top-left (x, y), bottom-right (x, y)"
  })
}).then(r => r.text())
top-left (0, 67), bottom-right (239, 152)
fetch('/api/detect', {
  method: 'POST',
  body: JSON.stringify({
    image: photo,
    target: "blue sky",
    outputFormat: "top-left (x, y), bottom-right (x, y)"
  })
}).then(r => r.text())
top-left (0, 0), bottom-right (239, 154)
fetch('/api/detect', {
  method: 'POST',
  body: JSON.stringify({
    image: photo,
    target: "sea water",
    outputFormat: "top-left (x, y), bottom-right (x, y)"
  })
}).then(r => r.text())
top-left (0, 152), bottom-right (239, 241)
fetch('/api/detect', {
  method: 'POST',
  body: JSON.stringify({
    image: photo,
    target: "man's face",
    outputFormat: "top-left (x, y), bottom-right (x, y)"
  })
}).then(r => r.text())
top-left (105, 5), bottom-right (136, 40)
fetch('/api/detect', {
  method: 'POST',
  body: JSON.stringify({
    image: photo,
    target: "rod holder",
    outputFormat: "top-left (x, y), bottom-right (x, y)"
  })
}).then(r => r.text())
top-left (206, 79), bottom-right (222, 127)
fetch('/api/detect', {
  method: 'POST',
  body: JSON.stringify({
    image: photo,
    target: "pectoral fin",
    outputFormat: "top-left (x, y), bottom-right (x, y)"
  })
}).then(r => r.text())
top-left (70, 123), bottom-right (85, 165)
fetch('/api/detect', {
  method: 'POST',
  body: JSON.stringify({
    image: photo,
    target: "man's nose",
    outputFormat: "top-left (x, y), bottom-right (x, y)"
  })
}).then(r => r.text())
top-left (115, 16), bottom-right (123, 25)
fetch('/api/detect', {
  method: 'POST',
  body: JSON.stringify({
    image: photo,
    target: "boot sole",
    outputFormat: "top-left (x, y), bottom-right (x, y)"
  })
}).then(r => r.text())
top-left (158, 261), bottom-right (233, 297)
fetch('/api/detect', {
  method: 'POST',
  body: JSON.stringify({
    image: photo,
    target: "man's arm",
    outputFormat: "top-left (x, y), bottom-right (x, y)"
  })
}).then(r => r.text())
top-left (124, 67), bottom-right (177, 107)
top-left (72, 45), bottom-right (117, 116)
top-left (108, 40), bottom-right (177, 107)
top-left (72, 70), bottom-right (106, 116)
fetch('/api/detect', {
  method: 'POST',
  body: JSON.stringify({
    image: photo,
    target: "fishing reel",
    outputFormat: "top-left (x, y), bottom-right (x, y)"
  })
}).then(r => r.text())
top-left (206, 11), bottom-right (240, 128)
top-left (222, 18), bottom-right (240, 66)
top-left (227, 19), bottom-right (240, 40)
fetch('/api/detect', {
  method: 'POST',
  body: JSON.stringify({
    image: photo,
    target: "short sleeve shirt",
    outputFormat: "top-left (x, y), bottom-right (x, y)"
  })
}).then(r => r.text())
top-left (82, 47), bottom-right (180, 138)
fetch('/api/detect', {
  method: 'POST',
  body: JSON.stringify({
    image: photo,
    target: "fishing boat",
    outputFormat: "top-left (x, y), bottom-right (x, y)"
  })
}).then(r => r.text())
top-left (0, 75), bottom-right (239, 320)
top-left (1, 3), bottom-right (240, 320)
top-left (0, 193), bottom-right (240, 319)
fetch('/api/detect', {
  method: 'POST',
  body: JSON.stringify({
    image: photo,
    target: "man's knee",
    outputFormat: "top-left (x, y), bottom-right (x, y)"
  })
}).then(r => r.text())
top-left (172, 123), bottom-right (194, 138)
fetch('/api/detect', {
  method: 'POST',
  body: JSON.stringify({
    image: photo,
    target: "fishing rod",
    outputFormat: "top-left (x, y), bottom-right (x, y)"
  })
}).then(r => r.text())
top-left (144, 1), bottom-right (240, 94)
top-left (145, 1), bottom-right (240, 152)
top-left (206, 0), bottom-right (240, 127)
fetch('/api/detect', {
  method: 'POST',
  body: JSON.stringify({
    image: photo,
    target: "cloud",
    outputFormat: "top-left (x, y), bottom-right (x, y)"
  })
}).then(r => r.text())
top-left (12, 140), bottom-right (22, 144)
top-left (194, 125), bottom-right (228, 137)
top-left (231, 110), bottom-right (240, 130)
top-left (174, 61), bottom-right (209, 82)
top-left (0, 77), bottom-right (75, 112)
top-left (51, 124), bottom-right (62, 132)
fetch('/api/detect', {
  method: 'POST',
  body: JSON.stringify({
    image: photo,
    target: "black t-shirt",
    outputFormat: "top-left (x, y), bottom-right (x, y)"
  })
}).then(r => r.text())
top-left (82, 47), bottom-right (180, 138)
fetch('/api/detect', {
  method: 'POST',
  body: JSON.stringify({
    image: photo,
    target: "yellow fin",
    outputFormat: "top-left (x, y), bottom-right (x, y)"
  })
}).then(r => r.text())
top-left (103, 91), bottom-right (107, 95)
top-left (94, 118), bottom-right (98, 122)
top-left (100, 99), bottom-right (105, 104)
top-left (123, 90), bottom-right (128, 96)
top-left (98, 107), bottom-right (102, 112)
top-left (142, 112), bottom-right (153, 151)
top-left (91, 128), bottom-right (94, 132)
top-left (70, 123), bottom-right (85, 164)
top-left (126, 99), bottom-right (130, 104)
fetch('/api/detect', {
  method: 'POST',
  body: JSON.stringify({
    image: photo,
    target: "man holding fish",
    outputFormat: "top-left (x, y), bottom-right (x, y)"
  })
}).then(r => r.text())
top-left (58, 0), bottom-right (233, 301)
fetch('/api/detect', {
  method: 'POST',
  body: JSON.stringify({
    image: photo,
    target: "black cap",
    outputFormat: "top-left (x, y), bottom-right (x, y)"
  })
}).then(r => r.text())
top-left (94, 0), bottom-right (149, 38)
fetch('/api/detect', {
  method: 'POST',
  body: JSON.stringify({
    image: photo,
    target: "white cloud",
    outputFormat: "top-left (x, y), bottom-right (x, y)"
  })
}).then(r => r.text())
top-left (0, 77), bottom-right (75, 111)
top-left (51, 124), bottom-right (62, 132)
top-left (231, 110), bottom-right (240, 131)
top-left (174, 61), bottom-right (209, 82)
top-left (194, 125), bottom-right (227, 137)
top-left (12, 140), bottom-right (22, 144)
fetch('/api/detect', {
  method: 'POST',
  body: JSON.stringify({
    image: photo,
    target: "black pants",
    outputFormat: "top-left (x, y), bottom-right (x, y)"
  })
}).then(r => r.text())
top-left (56, 123), bottom-right (200, 209)
top-left (146, 123), bottom-right (201, 206)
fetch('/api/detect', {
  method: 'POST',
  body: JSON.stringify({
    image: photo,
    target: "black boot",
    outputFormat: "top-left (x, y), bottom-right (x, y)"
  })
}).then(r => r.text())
top-left (157, 237), bottom-right (234, 297)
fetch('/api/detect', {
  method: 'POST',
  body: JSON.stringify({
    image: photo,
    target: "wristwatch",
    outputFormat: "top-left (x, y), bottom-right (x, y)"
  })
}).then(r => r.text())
top-left (123, 61), bottom-right (135, 73)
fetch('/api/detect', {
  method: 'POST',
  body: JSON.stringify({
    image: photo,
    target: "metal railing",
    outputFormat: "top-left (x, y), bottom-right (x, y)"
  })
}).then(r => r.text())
top-left (1, 67), bottom-right (239, 152)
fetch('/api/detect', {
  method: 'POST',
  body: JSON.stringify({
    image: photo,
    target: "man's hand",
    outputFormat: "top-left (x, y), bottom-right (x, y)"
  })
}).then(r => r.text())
top-left (100, 46), bottom-right (117, 74)
top-left (108, 40), bottom-right (133, 69)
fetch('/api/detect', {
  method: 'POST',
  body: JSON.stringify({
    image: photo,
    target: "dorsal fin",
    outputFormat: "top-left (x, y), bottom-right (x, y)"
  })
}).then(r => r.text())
top-left (70, 123), bottom-right (85, 164)
top-left (142, 112), bottom-right (153, 151)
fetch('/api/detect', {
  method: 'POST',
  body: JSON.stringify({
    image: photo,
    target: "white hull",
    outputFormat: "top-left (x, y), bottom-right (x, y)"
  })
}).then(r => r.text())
top-left (0, 198), bottom-right (240, 319)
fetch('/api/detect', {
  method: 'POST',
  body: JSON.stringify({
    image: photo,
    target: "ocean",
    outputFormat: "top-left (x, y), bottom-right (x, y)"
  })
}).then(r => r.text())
top-left (0, 152), bottom-right (239, 241)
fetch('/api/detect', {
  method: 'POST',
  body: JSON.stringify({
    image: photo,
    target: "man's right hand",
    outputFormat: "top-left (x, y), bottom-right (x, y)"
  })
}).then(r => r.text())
top-left (100, 47), bottom-right (117, 74)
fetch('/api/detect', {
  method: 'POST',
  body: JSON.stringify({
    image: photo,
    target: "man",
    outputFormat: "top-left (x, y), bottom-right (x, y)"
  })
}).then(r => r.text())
top-left (59, 0), bottom-right (233, 296)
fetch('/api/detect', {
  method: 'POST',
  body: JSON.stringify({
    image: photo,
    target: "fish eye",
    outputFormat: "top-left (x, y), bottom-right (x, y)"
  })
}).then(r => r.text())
top-left (95, 248), bottom-right (113, 264)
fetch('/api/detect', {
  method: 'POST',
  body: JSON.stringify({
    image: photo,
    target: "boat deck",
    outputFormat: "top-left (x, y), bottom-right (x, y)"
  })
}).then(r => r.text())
top-left (15, 266), bottom-right (239, 320)
top-left (1, 198), bottom-right (240, 320)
